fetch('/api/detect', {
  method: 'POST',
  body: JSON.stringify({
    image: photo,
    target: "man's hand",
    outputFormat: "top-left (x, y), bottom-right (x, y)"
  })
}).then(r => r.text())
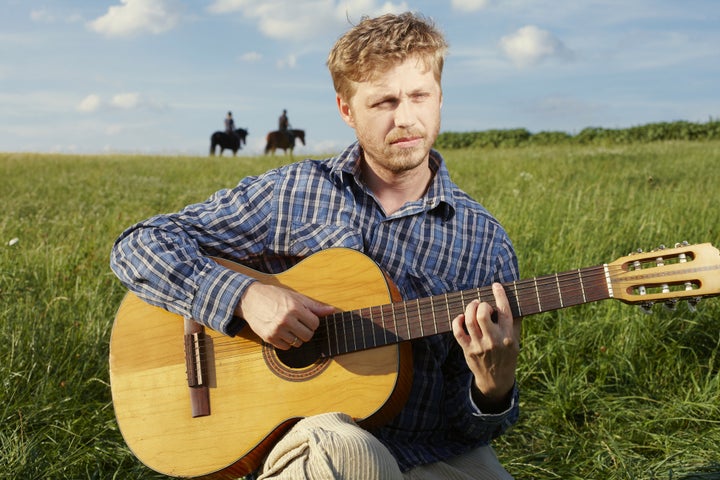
top-left (236, 282), bottom-right (336, 350)
top-left (451, 283), bottom-right (522, 412)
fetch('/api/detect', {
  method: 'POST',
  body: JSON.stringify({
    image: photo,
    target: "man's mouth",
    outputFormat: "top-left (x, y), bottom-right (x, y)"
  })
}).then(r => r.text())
top-left (389, 133), bottom-right (423, 147)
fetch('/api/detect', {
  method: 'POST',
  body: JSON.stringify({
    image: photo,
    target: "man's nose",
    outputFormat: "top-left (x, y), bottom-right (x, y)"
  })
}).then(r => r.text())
top-left (394, 99), bottom-right (416, 128)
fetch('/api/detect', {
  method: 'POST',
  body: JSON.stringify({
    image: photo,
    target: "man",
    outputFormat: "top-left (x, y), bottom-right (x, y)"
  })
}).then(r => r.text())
top-left (278, 108), bottom-right (289, 131)
top-left (111, 12), bottom-right (521, 479)
top-left (225, 111), bottom-right (235, 134)
top-left (278, 108), bottom-right (293, 145)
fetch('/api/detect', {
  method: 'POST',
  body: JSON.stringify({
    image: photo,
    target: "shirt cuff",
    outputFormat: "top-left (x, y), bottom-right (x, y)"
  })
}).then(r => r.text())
top-left (190, 261), bottom-right (257, 336)
top-left (468, 382), bottom-right (518, 417)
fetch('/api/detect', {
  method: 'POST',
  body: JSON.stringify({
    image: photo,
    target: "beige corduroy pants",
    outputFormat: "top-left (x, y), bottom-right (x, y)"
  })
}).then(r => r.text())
top-left (256, 412), bottom-right (513, 480)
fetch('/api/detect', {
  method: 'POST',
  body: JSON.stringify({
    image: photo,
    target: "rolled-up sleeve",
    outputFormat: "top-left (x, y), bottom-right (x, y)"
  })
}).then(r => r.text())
top-left (110, 173), bottom-right (277, 336)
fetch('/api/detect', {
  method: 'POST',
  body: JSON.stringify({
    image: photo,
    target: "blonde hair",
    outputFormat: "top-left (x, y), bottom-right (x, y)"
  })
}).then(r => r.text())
top-left (327, 12), bottom-right (448, 102)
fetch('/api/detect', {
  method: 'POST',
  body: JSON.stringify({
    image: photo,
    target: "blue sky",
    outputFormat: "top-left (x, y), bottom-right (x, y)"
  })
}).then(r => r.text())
top-left (2, 0), bottom-right (718, 156)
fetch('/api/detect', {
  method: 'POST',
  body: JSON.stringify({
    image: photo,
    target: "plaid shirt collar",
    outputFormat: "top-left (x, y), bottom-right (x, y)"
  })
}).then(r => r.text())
top-left (328, 141), bottom-right (456, 221)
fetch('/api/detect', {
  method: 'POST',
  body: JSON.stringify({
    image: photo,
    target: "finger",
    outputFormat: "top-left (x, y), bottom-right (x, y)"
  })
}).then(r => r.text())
top-left (274, 337), bottom-right (293, 351)
top-left (451, 312), bottom-right (469, 346)
top-left (291, 320), bottom-right (315, 343)
top-left (491, 283), bottom-right (511, 320)
top-left (294, 299), bottom-right (335, 335)
top-left (307, 300), bottom-right (337, 317)
top-left (472, 300), bottom-right (496, 336)
top-left (490, 282), bottom-right (521, 348)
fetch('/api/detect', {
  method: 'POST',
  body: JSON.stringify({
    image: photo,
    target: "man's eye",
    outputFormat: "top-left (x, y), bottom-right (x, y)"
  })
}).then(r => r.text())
top-left (374, 99), bottom-right (395, 108)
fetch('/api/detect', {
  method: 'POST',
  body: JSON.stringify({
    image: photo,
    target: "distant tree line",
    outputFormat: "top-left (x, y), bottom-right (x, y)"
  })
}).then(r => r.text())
top-left (435, 119), bottom-right (720, 149)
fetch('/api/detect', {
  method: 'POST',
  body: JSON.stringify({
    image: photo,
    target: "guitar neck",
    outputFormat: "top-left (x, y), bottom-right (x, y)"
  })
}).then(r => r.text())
top-left (318, 265), bottom-right (610, 357)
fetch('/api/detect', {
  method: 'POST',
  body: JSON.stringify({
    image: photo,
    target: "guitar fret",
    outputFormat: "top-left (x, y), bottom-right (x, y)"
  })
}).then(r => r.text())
top-left (579, 269), bottom-right (587, 303)
top-left (333, 313), bottom-right (342, 356)
top-left (374, 304), bottom-right (382, 348)
top-left (533, 277), bottom-right (542, 312)
top-left (444, 293), bottom-right (451, 332)
top-left (342, 311), bottom-right (349, 354)
top-left (429, 297), bottom-right (436, 335)
top-left (555, 273), bottom-right (564, 308)
top-left (349, 309), bottom-right (357, 353)
top-left (325, 314), bottom-right (333, 356)
top-left (360, 307), bottom-right (367, 351)
top-left (417, 298), bottom-right (424, 338)
top-left (403, 301), bottom-right (411, 340)
top-left (389, 302), bottom-right (396, 345)
top-left (512, 281), bottom-right (522, 317)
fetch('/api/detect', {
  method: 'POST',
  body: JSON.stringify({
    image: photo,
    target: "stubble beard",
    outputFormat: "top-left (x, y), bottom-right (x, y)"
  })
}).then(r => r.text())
top-left (382, 126), bottom-right (438, 173)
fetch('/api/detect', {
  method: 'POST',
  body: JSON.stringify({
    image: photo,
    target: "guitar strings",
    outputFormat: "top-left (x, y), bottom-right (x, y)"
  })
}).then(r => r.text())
top-left (181, 260), bottom-right (702, 363)
top-left (320, 262), bottom-right (702, 354)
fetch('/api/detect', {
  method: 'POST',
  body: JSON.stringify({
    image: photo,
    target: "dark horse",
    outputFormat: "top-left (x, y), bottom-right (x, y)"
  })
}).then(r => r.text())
top-left (264, 129), bottom-right (305, 156)
top-left (210, 128), bottom-right (248, 156)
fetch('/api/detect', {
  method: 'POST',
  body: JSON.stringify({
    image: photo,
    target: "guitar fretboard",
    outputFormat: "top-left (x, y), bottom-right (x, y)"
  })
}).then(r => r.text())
top-left (315, 265), bottom-right (610, 357)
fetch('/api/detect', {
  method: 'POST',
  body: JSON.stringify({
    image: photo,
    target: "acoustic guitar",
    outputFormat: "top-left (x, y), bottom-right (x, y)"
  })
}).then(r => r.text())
top-left (109, 242), bottom-right (720, 479)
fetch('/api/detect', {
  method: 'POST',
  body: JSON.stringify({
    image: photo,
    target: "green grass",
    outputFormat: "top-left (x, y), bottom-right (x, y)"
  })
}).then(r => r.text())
top-left (1, 143), bottom-right (719, 479)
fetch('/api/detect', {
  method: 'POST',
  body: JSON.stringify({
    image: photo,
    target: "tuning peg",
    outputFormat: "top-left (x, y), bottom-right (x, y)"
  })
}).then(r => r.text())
top-left (664, 299), bottom-right (677, 311)
top-left (639, 301), bottom-right (654, 314)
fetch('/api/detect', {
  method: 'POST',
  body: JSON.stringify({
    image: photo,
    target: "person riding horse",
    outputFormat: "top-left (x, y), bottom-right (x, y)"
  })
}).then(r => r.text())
top-left (278, 109), bottom-right (294, 144)
top-left (225, 111), bottom-right (238, 138)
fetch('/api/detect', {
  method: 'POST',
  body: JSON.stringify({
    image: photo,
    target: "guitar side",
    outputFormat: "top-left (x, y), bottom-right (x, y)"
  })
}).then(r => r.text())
top-left (109, 248), bottom-right (413, 479)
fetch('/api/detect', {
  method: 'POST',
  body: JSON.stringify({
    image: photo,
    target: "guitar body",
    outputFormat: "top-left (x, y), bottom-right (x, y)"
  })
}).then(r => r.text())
top-left (110, 248), bottom-right (413, 479)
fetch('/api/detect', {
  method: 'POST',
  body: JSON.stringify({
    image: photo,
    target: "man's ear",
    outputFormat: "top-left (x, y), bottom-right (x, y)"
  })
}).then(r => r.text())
top-left (336, 94), bottom-right (355, 128)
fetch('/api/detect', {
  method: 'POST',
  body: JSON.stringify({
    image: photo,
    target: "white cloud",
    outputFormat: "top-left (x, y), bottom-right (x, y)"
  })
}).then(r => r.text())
top-left (451, 0), bottom-right (490, 12)
top-left (77, 94), bottom-right (101, 112)
top-left (111, 92), bottom-right (140, 109)
top-left (500, 25), bottom-right (572, 67)
top-left (87, 0), bottom-right (183, 37)
top-left (206, 0), bottom-right (408, 41)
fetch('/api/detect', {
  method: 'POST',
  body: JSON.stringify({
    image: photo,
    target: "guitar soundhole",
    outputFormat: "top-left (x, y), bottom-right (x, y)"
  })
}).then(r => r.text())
top-left (264, 342), bottom-right (330, 381)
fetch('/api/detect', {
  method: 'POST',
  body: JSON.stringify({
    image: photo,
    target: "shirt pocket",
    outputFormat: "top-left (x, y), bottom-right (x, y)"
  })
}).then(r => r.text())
top-left (282, 222), bottom-right (365, 257)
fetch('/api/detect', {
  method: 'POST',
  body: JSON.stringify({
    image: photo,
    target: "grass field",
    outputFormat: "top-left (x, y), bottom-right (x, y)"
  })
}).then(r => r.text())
top-left (1, 141), bottom-right (719, 479)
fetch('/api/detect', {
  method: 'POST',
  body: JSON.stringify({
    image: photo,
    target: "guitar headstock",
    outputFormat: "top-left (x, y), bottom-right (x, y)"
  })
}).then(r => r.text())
top-left (607, 242), bottom-right (720, 312)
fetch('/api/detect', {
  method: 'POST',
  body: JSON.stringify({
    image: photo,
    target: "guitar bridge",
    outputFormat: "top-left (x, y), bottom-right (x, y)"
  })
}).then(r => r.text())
top-left (184, 331), bottom-right (206, 387)
top-left (184, 319), bottom-right (210, 417)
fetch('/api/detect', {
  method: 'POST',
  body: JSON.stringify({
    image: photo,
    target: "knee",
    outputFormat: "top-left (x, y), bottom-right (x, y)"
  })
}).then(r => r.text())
top-left (264, 413), bottom-right (403, 480)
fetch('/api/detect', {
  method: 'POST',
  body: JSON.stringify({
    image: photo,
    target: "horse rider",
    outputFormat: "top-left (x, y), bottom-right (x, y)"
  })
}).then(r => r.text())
top-left (225, 111), bottom-right (237, 137)
top-left (278, 109), bottom-right (294, 144)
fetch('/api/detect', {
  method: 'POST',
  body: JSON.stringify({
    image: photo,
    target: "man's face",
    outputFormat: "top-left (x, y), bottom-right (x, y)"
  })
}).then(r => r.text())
top-left (337, 56), bottom-right (442, 175)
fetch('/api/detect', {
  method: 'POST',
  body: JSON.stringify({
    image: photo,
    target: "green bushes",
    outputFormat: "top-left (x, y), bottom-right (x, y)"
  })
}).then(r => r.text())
top-left (436, 119), bottom-right (720, 149)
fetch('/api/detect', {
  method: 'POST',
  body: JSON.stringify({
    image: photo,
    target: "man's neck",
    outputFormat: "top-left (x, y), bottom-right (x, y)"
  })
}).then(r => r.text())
top-left (362, 160), bottom-right (433, 216)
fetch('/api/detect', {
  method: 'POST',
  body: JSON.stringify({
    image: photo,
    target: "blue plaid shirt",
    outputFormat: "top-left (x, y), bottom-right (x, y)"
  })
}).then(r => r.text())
top-left (110, 141), bottom-right (520, 472)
